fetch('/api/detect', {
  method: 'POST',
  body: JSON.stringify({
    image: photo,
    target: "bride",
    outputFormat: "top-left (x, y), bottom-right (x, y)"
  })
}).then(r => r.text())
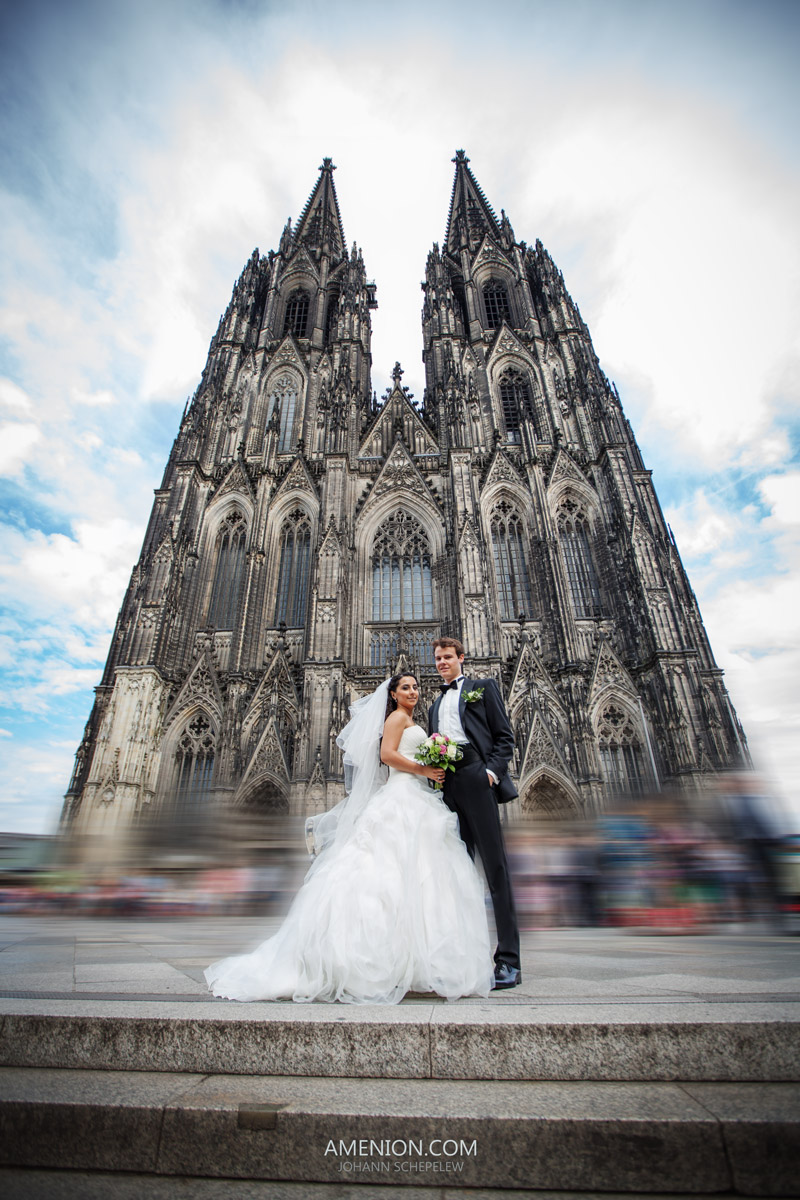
top-left (205, 673), bottom-right (493, 1004)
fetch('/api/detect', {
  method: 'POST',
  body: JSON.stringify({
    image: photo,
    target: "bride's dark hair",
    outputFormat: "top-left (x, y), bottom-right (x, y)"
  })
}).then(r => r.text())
top-left (386, 672), bottom-right (419, 719)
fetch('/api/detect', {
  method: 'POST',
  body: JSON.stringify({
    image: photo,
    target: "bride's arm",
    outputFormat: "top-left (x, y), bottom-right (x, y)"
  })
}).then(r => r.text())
top-left (380, 712), bottom-right (446, 784)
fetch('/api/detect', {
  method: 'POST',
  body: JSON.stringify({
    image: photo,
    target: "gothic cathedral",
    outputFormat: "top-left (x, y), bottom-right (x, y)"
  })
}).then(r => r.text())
top-left (62, 153), bottom-right (748, 845)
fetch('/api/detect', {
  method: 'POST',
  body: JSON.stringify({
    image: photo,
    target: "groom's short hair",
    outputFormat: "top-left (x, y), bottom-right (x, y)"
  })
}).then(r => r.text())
top-left (433, 636), bottom-right (465, 658)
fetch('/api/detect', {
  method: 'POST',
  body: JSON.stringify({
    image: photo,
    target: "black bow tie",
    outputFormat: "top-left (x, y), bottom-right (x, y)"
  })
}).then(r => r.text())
top-left (440, 680), bottom-right (459, 693)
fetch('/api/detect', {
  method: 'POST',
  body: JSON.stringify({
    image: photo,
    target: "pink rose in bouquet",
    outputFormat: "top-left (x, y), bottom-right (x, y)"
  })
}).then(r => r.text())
top-left (414, 733), bottom-right (463, 789)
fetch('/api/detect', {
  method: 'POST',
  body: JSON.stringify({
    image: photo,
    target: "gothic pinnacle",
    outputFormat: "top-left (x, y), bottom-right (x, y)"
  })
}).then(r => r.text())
top-left (294, 158), bottom-right (346, 257)
top-left (445, 149), bottom-right (502, 251)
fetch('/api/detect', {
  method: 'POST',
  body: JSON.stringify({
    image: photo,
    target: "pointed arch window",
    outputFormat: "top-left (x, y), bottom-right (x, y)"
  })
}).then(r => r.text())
top-left (498, 368), bottom-right (536, 443)
top-left (371, 511), bottom-right (433, 622)
top-left (558, 499), bottom-right (602, 618)
top-left (269, 374), bottom-right (300, 454)
top-left (483, 280), bottom-right (512, 328)
top-left (283, 289), bottom-right (310, 339)
top-left (275, 509), bottom-right (312, 628)
top-left (451, 276), bottom-right (469, 331)
top-left (207, 510), bottom-right (247, 630)
top-left (596, 704), bottom-right (646, 794)
top-left (490, 500), bottom-right (533, 621)
top-left (325, 287), bottom-right (340, 344)
top-left (174, 713), bottom-right (216, 814)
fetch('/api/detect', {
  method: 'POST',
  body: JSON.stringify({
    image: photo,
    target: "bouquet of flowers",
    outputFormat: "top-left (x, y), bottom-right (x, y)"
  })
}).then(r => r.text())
top-left (414, 733), bottom-right (463, 789)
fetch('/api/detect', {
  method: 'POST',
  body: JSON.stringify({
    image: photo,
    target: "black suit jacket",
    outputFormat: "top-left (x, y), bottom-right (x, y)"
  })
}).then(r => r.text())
top-left (429, 676), bottom-right (518, 803)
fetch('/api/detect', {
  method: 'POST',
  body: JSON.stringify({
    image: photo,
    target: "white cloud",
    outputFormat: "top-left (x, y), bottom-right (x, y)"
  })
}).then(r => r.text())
top-left (668, 479), bottom-right (800, 821)
top-left (0, 519), bottom-right (141, 632)
top-left (0, 378), bottom-right (31, 411)
top-left (666, 489), bottom-right (745, 560)
top-left (0, 737), bottom-right (76, 835)
top-left (710, 574), bottom-right (800, 662)
top-left (739, 431), bottom-right (791, 471)
top-left (704, 576), bottom-right (800, 821)
top-left (70, 386), bottom-right (116, 407)
top-left (759, 472), bottom-right (800, 527)
top-left (6, 663), bottom-right (101, 716)
top-left (510, 87), bottom-right (800, 469)
top-left (0, 421), bottom-right (41, 477)
top-left (111, 448), bottom-right (145, 467)
top-left (0, 633), bottom-right (19, 668)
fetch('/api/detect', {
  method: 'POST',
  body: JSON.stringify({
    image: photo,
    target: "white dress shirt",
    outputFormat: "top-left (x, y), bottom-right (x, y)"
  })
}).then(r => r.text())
top-left (438, 675), bottom-right (468, 743)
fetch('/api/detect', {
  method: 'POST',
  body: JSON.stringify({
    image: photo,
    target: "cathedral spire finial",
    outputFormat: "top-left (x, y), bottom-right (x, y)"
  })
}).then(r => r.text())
top-left (445, 149), bottom-right (501, 253)
top-left (294, 156), bottom-right (346, 259)
top-left (391, 362), bottom-right (404, 386)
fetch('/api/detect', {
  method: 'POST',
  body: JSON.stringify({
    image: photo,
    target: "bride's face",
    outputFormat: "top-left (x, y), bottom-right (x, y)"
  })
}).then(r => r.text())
top-left (392, 676), bottom-right (419, 712)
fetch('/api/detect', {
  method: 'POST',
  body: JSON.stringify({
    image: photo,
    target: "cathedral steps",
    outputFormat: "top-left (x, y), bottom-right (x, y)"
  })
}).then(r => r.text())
top-left (1, 1000), bottom-right (798, 1194)
top-left (2, 928), bottom-right (798, 1193)
top-left (0, 999), bottom-right (797, 1081)
top-left (1, 1066), bottom-right (798, 1194)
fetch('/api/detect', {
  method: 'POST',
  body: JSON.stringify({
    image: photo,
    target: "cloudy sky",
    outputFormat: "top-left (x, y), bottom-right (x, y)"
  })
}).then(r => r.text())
top-left (1, 0), bottom-right (798, 835)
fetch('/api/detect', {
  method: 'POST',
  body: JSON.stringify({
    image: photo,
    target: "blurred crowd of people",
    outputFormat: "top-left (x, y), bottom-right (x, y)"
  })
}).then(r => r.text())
top-left (508, 774), bottom-right (798, 933)
top-left (0, 827), bottom-right (307, 919)
top-left (1, 774), bottom-right (797, 933)
top-left (0, 858), bottom-right (304, 919)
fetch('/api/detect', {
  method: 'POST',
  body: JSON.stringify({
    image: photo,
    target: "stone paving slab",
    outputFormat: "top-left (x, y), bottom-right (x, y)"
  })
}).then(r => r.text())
top-left (74, 963), bottom-right (208, 994)
top-left (2, 918), bottom-right (798, 1008)
top-left (623, 971), bottom-right (800, 994)
top-left (9, 1067), bottom-right (797, 1192)
top-left (1, 972), bottom-right (76, 992)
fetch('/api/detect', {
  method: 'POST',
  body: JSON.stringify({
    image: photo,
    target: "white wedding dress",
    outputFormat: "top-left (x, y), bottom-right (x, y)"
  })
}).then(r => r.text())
top-left (205, 725), bottom-right (493, 1003)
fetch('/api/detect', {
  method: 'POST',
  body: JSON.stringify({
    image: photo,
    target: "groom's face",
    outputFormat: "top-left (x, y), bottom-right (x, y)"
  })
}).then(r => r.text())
top-left (434, 646), bottom-right (464, 683)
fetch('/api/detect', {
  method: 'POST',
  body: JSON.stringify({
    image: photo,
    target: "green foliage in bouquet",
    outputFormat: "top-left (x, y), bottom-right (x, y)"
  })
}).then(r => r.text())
top-left (414, 733), bottom-right (464, 790)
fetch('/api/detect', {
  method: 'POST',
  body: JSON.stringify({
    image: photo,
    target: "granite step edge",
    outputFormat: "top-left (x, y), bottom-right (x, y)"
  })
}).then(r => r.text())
top-left (3, 1068), bottom-right (799, 1194)
top-left (0, 1009), bottom-right (798, 1081)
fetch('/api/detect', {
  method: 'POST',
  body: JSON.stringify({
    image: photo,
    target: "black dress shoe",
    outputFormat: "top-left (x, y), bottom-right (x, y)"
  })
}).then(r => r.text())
top-left (492, 962), bottom-right (521, 990)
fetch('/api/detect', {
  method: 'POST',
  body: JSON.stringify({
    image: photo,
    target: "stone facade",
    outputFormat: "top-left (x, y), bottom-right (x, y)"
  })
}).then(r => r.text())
top-left (62, 153), bottom-right (748, 844)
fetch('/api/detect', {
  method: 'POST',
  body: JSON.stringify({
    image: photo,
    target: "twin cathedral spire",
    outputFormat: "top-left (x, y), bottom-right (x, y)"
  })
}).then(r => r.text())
top-left (62, 154), bottom-right (748, 851)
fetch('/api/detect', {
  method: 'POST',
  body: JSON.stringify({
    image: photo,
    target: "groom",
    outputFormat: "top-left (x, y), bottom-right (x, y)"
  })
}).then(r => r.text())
top-left (429, 636), bottom-right (521, 989)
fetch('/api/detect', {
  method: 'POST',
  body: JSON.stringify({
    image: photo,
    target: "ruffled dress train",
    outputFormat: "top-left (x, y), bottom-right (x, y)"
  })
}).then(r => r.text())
top-left (205, 726), bottom-right (493, 1003)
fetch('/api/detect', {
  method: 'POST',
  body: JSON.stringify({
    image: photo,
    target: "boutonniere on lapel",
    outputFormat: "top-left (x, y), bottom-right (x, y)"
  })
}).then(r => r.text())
top-left (463, 687), bottom-right (484, 703)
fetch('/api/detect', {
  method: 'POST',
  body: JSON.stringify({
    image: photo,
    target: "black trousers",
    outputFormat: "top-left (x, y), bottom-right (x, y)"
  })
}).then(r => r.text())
top-left (443, 744), bottom-right (520, 969)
